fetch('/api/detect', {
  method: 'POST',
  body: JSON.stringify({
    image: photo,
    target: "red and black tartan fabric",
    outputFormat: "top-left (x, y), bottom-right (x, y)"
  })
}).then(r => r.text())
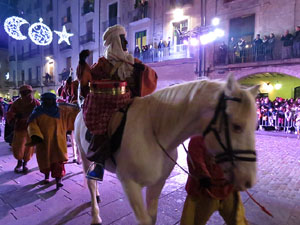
top-left (83, 91), bottom-right (132, 135)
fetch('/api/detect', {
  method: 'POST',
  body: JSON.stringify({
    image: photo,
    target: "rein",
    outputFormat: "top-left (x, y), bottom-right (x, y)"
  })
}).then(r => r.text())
top-left (202, 92), bottom-right (257, 165)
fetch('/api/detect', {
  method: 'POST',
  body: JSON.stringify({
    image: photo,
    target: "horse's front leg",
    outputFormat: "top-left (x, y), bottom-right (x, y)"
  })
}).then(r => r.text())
top-left (121, 179), bottom-right (152, 225)
top-left (146, 180), bottom-right (166, 224)
top-left (80, 151), bottom-right (102, 225)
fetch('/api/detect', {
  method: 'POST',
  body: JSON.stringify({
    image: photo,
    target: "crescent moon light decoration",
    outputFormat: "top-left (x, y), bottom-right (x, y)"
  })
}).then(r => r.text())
top-left (4, 16), bottom-right (29, 40)
top-left (28, 18), bottom-right (53, 46)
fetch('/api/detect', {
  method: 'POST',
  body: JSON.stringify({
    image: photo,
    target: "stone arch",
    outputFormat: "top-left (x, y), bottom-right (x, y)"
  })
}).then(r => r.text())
top-left (234, 66), bottom-right (300, 80)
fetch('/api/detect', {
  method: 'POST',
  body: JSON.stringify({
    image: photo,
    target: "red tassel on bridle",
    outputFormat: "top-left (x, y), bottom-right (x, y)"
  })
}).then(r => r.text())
top-left (246, 190), bottom-right (273, 217)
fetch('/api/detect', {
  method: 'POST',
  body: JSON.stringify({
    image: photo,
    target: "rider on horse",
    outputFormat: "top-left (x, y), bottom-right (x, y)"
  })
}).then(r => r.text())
top-left (76, 24), bottom-right (157, 181)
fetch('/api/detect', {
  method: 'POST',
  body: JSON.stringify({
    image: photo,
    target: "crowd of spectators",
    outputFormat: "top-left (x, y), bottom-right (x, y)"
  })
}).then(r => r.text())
top-left (134, 37), bottom-right (172, 62)
top-left (216, 26), bottom-right (300, 65)
top-left (256, 96), bottom-right (300, 135)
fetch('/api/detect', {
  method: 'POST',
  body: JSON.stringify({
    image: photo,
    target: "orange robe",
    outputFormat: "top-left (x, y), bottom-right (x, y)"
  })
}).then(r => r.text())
top-left (6, 98), bottom-right (40, 161)
top-left (27, 104), bottom-right (79, 173)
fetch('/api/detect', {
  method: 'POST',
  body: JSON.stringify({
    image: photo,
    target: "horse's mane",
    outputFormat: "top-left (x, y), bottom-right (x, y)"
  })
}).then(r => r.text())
top-left (151, 79), bottom-right (225, 105)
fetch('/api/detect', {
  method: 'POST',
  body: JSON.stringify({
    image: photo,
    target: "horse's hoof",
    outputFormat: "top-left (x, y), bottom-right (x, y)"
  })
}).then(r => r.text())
top-left (96, 195), bottom-right (101, 203)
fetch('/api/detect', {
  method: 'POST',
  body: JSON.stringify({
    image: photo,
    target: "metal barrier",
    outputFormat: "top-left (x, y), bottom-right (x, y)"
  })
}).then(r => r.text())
top-left (258, 112), bottom-right (298, 134)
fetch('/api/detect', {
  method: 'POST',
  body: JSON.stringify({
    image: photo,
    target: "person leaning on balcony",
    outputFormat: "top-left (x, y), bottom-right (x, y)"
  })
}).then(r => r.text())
top-left (281, 30), bottom-right (293, 59)
top-left (253, 34), bottom-right (262, 61)
top-left (293, 26), bottom-right (300, 58)
top-left (6, 85), bottom-right (40, 173)
top-left (180, 136), bottom-right (248, 225)
top-left (228, 37), bottom-right (237, 64)
top-left (267, 33), bottom-right (276, 60)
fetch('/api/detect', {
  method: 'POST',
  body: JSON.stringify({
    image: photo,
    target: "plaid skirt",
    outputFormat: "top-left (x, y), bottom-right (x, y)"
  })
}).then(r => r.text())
top-left (83, 91), bottom-right (132, 135)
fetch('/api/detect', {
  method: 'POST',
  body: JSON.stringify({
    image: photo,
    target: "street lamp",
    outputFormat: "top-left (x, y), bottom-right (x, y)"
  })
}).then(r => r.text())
top-left (179, 17), bottom-right (224, 77)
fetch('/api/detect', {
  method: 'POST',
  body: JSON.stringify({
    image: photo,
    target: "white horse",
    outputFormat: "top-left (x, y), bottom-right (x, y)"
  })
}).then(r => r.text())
top-left (74, 74), bottom-right (259, 225)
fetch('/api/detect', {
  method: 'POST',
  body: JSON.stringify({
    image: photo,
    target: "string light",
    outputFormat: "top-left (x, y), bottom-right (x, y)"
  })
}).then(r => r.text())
top-left (28, 18), bottom-right (53, 46)
top-left (4, 16), bottom-right (28, 40)
top-left (54, 25), bottom-right (74, 45)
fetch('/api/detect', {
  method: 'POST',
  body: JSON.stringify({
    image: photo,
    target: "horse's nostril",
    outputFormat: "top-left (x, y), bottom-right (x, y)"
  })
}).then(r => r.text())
top-left (245, 181), bottom-right (251, 188)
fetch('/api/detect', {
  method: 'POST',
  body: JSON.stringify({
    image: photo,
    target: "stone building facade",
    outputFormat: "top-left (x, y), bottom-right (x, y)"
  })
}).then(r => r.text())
top-left (6, 0), bottom-right (300, 98)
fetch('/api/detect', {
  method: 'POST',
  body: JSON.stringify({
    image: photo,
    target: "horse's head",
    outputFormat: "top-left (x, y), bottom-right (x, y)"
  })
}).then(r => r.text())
top-left (203, 74), bottom-right (259, 191)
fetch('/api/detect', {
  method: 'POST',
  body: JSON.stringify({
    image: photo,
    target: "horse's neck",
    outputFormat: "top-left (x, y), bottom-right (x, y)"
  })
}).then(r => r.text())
top-left (150, 82), bottom-right (219, 150)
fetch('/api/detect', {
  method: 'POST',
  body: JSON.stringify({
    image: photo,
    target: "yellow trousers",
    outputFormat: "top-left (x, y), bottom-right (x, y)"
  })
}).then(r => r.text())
top-left (180, 192), bottom-right (248, 225)
top-left (12, 130), bottom-right (34, 162)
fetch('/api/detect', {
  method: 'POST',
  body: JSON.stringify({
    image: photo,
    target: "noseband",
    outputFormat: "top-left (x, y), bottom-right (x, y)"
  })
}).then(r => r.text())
top-left (202, 92), bottom-right (256, 164)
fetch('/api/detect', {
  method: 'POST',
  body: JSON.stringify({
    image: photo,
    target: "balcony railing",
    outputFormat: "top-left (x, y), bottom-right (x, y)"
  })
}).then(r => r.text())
top-left (27, 79), bottom-right (41, 87)
top-left (9, 55), bottom-right (15, 61)
top-left (102, 17), bottom-right (121, 32)
top-left (135, 44), bottom-right (193, 63)
top-left (82, 1), bottom-right (94, 15)
top-left (130, 4), bottom-right (149, 22)
top-left (61, 16), bottom-right (72, 25)
top-left (59, 42), bottom-right (72, 51)
top-left (17, 48), bottom-right (40, 61)
top-left (214, 40), bottom-right (299, 66)
top-left (79, 32), bottom-right (95, 45)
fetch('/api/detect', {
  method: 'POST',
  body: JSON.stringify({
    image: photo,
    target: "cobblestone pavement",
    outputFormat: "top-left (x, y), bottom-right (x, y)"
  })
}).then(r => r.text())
top-left (0, 132), bottom-right (300, 225)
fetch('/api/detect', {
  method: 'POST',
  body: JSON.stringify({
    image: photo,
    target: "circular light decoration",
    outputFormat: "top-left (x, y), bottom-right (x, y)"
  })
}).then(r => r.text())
top-left (4, 16), bottom-right (29, 40)
top-left (54, 25), bottom-right (74, 45)
top-left (28, 18), bottom-right (53, 46)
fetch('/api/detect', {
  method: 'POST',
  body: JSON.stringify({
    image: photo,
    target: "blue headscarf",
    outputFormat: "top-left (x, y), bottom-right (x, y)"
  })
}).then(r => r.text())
top-left (28, 93), bottom-right (60, 123)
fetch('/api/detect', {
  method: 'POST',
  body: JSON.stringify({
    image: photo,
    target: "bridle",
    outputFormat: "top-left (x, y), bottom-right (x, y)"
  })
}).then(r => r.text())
top-left (202, 92), bottom-right (257, 165)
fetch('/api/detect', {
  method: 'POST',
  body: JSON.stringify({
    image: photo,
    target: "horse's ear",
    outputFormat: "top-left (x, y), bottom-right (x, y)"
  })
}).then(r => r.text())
top-left (248, 84), bottom-right (260, 97)
top-left (225, 73), bottom-right (239, 95)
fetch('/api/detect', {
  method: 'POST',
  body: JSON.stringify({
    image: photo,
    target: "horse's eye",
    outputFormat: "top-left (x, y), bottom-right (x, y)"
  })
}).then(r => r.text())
top-left (233, 124), bottom-right (243, 133)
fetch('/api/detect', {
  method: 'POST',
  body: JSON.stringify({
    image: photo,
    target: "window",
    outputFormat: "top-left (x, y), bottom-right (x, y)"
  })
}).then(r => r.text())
top-left (109, 2), bottom-right (118, 26)
top-left (229, 14), bottom-right (255, 43)
top-left (87, 20), bottom-right (93, 33)
top-left (21, 70), bottom-right (25, 82)
top-left (13, 70), bottom-right (16, 83)
top-left (36, 66), bottom-right (40, 81)
top-left (28, 68), bottom-right (32, 82)
top-left (173, 20), bottom-right (188, 45)
top-left (49, 17), bottom-right (53, 29)
top-left (135, 30), bottom-right (147, 51)
top-left (66, 57), bottom-right (72, 70)
top-left (67, 7), bottom-right (71, 21)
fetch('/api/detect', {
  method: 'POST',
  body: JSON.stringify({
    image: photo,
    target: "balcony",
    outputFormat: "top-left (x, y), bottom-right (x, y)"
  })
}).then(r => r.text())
top-left (28, 79), bottom-right (41, 87)
top-left (213, 41), bottom-right (299, 67)
top-left (17, 48), bottom-right (40, 61)
top-left (61, 16), bottom-right (72, 25)
top-left (9, 55), bottom-right (15, 61)
top-left (79, 32), bottom-right (95, 45)
top-left (102, 17), bottom-right (121, 32)
top-left (130, 4), bottom-right (149, 23)
top-left (43, 76), bottom-right (55, 86)
top-left (4, 81), bottom-right (14, 87)
top-left (135, 44), bottom-right (192, 63)
top-left (59, 42), bottom-right (72, 51)
top-left (82, 1), bottom-right (94, 15)
top-left (47, 4), bottom-right (53, 12)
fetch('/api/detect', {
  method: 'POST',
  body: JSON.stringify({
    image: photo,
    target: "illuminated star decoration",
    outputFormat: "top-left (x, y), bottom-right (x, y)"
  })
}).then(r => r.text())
top-left (4, 16), bottom-right (29, 40)
top-left (54, 25), bottom-right (74, 45)
top-left (28, 18), bottom-right (53, 46)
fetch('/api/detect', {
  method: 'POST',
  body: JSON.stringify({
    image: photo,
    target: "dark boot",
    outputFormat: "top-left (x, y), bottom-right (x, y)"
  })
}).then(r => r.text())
top-left (22, 160), bottom-right (28, 173)
top-left (55, 178), bottom-right (63, 190)
top-left (86, 163), bottom-right (104, 181)
top-left (14, 160), bottom-right (22, 173)
top-left (43, 173), bottom-right (50, 184)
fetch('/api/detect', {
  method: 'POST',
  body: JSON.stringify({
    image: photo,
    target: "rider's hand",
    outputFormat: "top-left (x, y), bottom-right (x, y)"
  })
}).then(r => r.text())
top-left (133, 63), bottom-right (145, 72)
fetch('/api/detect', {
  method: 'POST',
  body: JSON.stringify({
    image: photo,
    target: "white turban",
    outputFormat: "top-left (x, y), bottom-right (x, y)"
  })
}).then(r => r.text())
top-left (103, 25), bottom-right (134, 80)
